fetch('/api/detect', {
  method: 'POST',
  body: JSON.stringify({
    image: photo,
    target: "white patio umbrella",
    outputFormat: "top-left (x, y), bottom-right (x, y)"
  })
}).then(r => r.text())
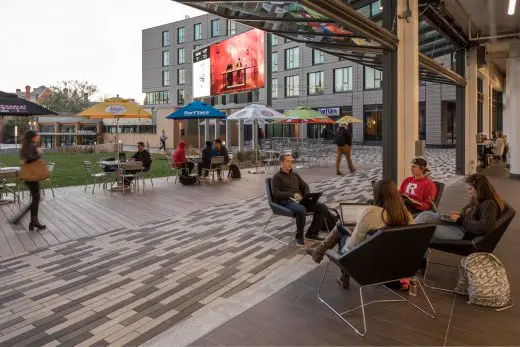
top-left (227, 104), bottom-right (288, 173)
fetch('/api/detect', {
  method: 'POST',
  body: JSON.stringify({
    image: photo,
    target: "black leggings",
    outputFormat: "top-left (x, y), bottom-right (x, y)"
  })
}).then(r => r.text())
top-left (25, 181), bottom-right (41, 219)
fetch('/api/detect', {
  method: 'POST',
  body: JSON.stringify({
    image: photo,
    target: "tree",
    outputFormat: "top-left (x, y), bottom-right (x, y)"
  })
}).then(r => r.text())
top-left (40, 80), bottom-right (98, 113)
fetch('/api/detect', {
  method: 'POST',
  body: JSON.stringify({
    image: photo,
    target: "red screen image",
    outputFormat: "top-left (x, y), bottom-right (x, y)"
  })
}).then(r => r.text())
top-left (210, 29), bottom-right (265, 96)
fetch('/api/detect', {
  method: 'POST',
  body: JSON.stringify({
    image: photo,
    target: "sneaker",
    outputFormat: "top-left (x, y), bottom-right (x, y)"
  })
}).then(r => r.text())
top-left (295, 237), bottom-right (305, 247)
top-left (305, 233), bottom-right (324, 242)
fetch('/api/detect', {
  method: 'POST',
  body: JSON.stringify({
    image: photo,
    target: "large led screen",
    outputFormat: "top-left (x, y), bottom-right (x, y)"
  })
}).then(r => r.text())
top-left (192, 47), bottom-right (211, 98)
top-left (210, 29), bottom-right (265, 96)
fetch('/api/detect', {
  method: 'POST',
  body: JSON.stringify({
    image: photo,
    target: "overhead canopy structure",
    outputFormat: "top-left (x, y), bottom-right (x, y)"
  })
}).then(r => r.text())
top-left (175, 0), bottom-right (468, 86)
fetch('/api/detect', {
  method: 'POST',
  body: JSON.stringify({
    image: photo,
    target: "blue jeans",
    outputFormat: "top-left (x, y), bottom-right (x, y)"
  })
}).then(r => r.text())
top-left (280, 201), bottom-right (327, 238)
top-left (415, 211), bottom-right (465, 240)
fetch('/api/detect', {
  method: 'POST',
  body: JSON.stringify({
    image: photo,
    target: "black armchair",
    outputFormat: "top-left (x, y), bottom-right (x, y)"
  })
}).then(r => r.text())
top-left (433, 181), bottom-right (445, 207)
top-left (319, 223), bottom-right (437, 336)
top-left (263, 178), bottom-right (330, 245)
top-left (424, 202), bottom-right (515, 290)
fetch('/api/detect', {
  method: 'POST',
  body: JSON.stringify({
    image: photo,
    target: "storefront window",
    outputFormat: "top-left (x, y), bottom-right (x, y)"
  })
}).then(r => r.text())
top-left (364, 105), bottom-right (382, 142)
top-left (61, 126), bottom-right (75, 147)
top-left (40, 126), bottom-right (54, 148)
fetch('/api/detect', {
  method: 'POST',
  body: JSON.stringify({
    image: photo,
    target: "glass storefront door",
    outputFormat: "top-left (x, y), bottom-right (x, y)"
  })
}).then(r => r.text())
top-left (364, 105), bottom-right (382, 142)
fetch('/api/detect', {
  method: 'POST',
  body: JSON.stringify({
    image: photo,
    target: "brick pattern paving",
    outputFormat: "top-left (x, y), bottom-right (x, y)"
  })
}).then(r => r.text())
top-left (0, 148), bottom-right (457, 346)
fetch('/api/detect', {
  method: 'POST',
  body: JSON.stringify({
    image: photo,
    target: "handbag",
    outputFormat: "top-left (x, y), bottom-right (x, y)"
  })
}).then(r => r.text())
top-left (20, 159), bottom-right (50, 182)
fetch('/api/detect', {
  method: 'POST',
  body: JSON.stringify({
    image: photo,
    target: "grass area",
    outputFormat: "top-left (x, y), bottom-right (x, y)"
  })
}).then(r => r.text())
top-left (1, 152), bottom-right (174, 188)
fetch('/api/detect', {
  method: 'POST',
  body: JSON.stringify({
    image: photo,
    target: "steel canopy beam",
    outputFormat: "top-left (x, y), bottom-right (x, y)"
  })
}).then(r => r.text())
top-left (299, 0), bottom-right (398, 50)
top-left (419, 52), bottom-right (466, 86)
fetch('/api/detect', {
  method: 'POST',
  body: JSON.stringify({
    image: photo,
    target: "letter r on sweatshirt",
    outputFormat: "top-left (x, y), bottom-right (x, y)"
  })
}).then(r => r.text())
top-left (406, 183), bottom-right (418, 195)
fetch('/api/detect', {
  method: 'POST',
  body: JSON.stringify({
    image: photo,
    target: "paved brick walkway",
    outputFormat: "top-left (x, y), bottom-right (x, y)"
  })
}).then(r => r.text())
top-left (0, 148), bottom-right (457, 346)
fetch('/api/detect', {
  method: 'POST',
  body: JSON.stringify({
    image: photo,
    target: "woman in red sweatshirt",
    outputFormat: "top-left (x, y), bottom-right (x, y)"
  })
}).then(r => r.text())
top-left (398, 158), bottom-right (437, 215)
top-left (172, 141), bottom-right (194, 174)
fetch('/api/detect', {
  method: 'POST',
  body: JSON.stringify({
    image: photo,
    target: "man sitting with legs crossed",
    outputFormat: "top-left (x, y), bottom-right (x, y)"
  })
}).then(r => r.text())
top-left (271, 154), bottom-right (328, 246)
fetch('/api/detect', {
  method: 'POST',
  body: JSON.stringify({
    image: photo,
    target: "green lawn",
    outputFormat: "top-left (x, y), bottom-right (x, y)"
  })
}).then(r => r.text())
top-left (1, 152), bottom-right (175, 188)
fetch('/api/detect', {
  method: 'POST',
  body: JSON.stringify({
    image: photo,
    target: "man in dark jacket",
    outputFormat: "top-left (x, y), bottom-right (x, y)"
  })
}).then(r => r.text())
top-left (271, 154), bottom-right (328, 246)
top-left (214, 138), bottom-right (229, 180)
top-left (131, 142), bottom-right (152, 171)
top-left (335, 123), bottom-right (356, 175)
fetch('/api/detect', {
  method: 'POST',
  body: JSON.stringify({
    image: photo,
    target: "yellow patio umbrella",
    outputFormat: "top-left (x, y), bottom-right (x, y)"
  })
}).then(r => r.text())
top-left (78, 97), bottom-right (151, 148)
top-left (336, 115), bottom-right (362, 124)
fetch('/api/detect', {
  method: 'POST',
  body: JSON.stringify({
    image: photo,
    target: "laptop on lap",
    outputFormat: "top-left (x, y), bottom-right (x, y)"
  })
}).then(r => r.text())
top-left (290, 192), bottom-right (323, 206)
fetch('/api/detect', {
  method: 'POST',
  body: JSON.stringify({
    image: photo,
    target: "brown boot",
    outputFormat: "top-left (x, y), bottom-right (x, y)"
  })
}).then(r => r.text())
top-left (308, 227), bottom-right (341, 264)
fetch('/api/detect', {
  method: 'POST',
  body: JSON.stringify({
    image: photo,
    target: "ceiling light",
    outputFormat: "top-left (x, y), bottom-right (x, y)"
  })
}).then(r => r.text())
top-left (508, 0), bottom-right (516, 15)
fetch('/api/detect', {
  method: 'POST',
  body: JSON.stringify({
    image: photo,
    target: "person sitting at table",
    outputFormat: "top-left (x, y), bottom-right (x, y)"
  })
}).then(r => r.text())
top-left (271, 154), bottom-right (329, 246)
top-left (398, 158), bottom-right (437, 215)
top-left (306, 179), bottom-right (414, 288)
top-left (172, 141), bottom-right (193, 175)
top-left (198, 141), bottom-right (215, 177)
top-left (124, 142), bottom-right (152, 187)
top-left (214, 138), bottom-right (229, 180)
top-left (415, 173), bottom-right (504, 241)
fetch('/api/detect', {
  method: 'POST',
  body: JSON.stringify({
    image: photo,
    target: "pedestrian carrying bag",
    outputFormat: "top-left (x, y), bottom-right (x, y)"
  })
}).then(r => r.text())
top-left (454, 252), bottom-right (513, 309)
top-left (228, 164), bottom-right (241, 179)
top-left (20, 159), bottom-right (49, 182)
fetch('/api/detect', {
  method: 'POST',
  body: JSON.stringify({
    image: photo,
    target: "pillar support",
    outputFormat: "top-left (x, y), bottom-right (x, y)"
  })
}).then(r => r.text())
top-left (507, 42), bottom-right (520, 179)
top-left (382, 0), bottom-right (419, 184)
top-left (455, 49), bottom-right (467, 175)
top-left (482, 67), bottom-right (491, 136)
top-left (465, 48), bottom-right (479, 174)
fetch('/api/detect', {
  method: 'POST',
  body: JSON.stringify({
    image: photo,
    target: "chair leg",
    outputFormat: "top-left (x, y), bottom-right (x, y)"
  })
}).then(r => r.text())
top-left (92, 177), bottom-right (96, 194)
top-left (317, 262), bottom-right (437, 337)
top-left (261, 214), bottom-right (289, 246)
top-left (50, 184), bottom-right (55, 198)
top-left (423, 249), bottom-right (458, 293)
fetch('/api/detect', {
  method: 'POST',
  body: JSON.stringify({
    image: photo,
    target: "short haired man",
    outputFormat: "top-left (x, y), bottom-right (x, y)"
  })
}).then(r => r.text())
top-left (399, 158), bottom-right (437, 214)
top-left (214, 138), bottom-right (229, 180)
top-left (271, 154), bottom-right (328, 246)
top-left (124, 142), bottom-right (152, 187)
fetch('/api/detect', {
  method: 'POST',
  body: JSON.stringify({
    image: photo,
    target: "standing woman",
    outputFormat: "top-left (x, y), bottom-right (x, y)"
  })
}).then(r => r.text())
top-left (10, 130), bottom-right (47, 230)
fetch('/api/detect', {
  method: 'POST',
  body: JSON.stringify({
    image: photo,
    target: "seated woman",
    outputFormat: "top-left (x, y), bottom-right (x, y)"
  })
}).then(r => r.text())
top-left (415, 173), bottom-right (504, 240)
top-left (307, 180), bottom-right (414, 286)
top-left (172, 141), bottom-right (194, 175)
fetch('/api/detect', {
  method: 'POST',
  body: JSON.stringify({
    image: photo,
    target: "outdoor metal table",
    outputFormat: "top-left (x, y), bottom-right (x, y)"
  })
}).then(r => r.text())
top-left (98, 160), bottom-right (141, 192)
top-left (0, 167), bottom-right (20, 204)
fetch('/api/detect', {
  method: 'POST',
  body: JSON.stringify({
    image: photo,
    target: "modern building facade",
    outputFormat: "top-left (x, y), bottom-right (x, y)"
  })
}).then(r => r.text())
top-left (142, 13), bottom-right (505, 149)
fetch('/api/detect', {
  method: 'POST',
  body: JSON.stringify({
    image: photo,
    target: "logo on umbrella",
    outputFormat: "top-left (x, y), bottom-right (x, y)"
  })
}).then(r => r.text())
top-left (105, 105), bottom-right (127, 115)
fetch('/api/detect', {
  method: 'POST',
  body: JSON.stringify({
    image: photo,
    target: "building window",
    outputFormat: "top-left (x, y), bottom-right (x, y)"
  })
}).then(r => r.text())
top-left (162, 51), bottom-right (169, 67)
top-left (272, 35), bottom-right (278, 46)
top-left (364, 67), bottom-right (382, 89)
top-left (312, 49), bottom-right (324, 65)
top-left (145, 91), bottom-right (169, 105)
top-left (177, 69), bottom-right (185, 85)
top-left (272, 52), bottom-right (278, 72)
top-left (194, 44), bottom-right (201, 51)
top-left (162, 70), bottom-right (170, 86)
top-left (177, 27), bottom-right (185, 44)
top-left (211, 19), bottom-right (220, 37)
top-left (334, 67), bottom-right (353, 92)
top-left (194, 23), bottom-right (202, 40)
top-left (285, 47), bottom-right (299, 70)
top-left (285, 75), bottom-right (300, 97)
top-left (177, 48), bottom-right (185, 64)
top-left (364, 105), bottom-right (383, 142)
top-left (177, 89), bottom-right (185, 105)
top-left (227, 20), bottom-right (237, 36)
top-left (162, 31), bottom-right (169, 47)
top-left (272, 79), bottom-right (278, 99)
top-left (308, 71), bottom-right (324, 95)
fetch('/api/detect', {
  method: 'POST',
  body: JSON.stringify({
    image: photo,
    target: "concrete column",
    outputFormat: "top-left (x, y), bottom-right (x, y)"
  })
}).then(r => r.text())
top-left (507, 42), bottom-right (520, 179)
top-left (465, 48), bottom-right (479, 174)
top-left (54, 122), bottom-right (61, 147)
top-left (482, 68), bottom-right (491, 136)
top-left (238, 120), bottom-right (244, 152)
top-left (225, 120), bottom-right (231, 150)
top-left (395, 0), bottom-right (419, 184)
top-left (204, 119), bottom-right (210, 143)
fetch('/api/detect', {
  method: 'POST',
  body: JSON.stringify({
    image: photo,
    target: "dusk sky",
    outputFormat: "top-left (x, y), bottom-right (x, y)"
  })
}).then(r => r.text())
top-left (0, 0), bottom-right (204, 102)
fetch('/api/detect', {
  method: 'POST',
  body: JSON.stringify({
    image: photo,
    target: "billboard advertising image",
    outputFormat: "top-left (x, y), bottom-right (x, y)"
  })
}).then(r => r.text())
top-left (210, 29), bottom-right (265, 96)
top-left (192, 47), bottom-right (211, 98)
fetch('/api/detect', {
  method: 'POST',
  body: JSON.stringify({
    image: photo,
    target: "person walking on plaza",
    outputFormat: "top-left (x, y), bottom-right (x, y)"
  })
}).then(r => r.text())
top-left (271, 154), bottom-right (328, 246)
top-left (159, 129), bottom-right (167, 152)
top-left (10, 130), bottom-right (47, 230)
top-left (335, 122), bottom-right (356, 175)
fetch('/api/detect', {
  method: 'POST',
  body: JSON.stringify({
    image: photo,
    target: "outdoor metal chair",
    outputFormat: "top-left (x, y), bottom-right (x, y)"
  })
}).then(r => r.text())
top-left (83, 160), bottom-right (111, 194)
top-left (208, 156), bottom-right (225, 182)
top-left (137, 166), bottom-right (154, 191)
top-left (0, 168), bottom-right (21, 205)
top-left (120, 161), bottom-right (144, 193)
top-left (41, 162), bottom-right (56, 198)
top-left (318, 224), bottom-right (437, 336)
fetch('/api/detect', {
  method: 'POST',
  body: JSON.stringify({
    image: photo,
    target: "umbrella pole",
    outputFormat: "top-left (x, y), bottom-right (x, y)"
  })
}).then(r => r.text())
top-left (247, 117), bottom-right (265, 175)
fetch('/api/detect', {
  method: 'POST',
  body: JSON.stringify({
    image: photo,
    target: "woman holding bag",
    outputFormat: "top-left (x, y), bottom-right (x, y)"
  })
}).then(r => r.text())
top-left (10, 130), bottom-right (48, 230)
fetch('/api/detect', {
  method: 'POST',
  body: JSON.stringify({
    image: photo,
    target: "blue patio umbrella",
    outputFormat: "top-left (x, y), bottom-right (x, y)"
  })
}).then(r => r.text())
top-left (166, 101), bottom-right (226, 148)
